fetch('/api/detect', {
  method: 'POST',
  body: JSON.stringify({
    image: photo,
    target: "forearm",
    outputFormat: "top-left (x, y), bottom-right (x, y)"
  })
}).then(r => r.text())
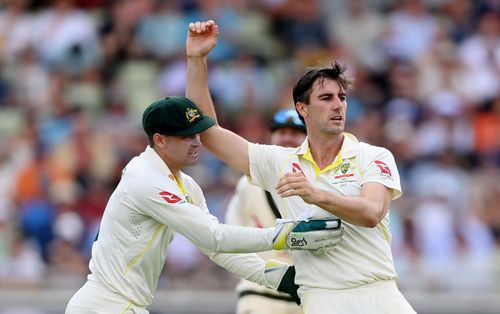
top-left (172, 209), bottom-right (275, 252)
top-left (185, 21), bottom-right (251, 175)
top-left (203, 251), bottom-right (269, 287)
top-left (209, 225), bottom-right (274, 252)
top-left (186, 56), bottom-right (217, 122)
top-left (145, 193), bottom-right (275, 252)
top-left (313, 189), bottom-right (386, 227)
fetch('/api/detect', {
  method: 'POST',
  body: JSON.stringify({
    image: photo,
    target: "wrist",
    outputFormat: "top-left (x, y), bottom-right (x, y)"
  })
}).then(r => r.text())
top-left (313, 188), bottom-right (327, 205)
top-left (187, 55), bottom-right (208, 60)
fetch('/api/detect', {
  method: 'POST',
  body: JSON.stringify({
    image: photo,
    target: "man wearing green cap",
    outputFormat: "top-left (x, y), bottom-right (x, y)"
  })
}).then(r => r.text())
top-left (65, 96), bottom-right (343, 313)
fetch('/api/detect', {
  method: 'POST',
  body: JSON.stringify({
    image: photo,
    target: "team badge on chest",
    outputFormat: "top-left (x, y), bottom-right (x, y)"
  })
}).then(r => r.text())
top-left (335, 162), bottom-right (354, 179)
top-left (332, 162), bottom-right (358, 187)
top-left (340, 162), bottom-right (350, 174)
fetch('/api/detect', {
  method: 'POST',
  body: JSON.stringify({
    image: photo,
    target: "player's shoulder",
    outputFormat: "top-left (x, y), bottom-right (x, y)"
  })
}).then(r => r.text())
top-left (358, 141), bottom-right (391, 154)
top-left (124, 150), bottom-right (178, 192)
top-left (124, 152), bottom-right (161, 181)
top-left (249, 142), bottom-right (299, 159)
top-left (356, 141), bottom-right (396, 167)
top-left (251, 142), bottom-right (298, 152)
top-left (358, 141), bottom-right (393, 156)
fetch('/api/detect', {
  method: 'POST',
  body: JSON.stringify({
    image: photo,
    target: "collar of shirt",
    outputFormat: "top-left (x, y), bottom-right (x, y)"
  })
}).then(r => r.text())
top-left (144, 146), bottom-right (192, 203)
top-left (294, 133), bottom-right (360, 176)
top-left (144, 145), bottom-right (179, 184)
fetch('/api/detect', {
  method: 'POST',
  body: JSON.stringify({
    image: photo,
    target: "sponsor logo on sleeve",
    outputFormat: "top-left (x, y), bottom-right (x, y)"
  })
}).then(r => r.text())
top-left (160, 191), bottom-right (182, 204)
top-left (291, 162), bottom-right (304, 174)
top-left (374, 160), bottom-right (392, 176)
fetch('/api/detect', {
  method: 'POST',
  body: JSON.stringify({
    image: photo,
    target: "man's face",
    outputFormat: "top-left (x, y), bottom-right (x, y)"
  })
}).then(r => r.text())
top-left (300, 78), bottom-right (347, 136)
top-left (270, 127), bottom-right (306, 147)
top-left (155, 134), bottom-right (202, 171)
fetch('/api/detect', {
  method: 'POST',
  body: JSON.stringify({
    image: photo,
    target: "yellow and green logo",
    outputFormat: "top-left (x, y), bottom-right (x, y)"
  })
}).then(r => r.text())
top-left (185, 108), bottom-right (200, 123)
top-left (340, 163), bottom-right (350, 174)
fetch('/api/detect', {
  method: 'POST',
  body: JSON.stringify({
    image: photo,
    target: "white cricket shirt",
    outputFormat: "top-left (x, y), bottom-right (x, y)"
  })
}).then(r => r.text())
top-left (88, 146), bottom-right (274, 307)
top-left (248, 133), bottom-right (402, 290)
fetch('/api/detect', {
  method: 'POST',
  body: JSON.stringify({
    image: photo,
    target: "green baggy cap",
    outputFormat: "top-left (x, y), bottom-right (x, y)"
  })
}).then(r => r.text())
top-left (142, 96), bottom-right (216, 136)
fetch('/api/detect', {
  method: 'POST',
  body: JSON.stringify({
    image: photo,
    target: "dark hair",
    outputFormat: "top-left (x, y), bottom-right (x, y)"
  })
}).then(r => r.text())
top-left (147, 134), bottom-right (155, 148)
top-left (293, 62), bottom-right (354, 123)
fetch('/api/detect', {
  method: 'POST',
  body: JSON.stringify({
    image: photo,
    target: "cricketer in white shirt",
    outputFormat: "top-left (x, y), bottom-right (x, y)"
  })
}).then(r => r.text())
top-left (250, 133), bottom-right (399, 288)
top-left (66, 145), bottom-right (339, 314)
top-left (65, 96), bottom-right (343, 314)
top-left (248, 133), bottom-right (416, 313)
top-left (185, 20), bottom-right (417, 312)
top-left (184, 18), bottom-right (419, 313)
top-left (66, 146), bottom-right (274, 313)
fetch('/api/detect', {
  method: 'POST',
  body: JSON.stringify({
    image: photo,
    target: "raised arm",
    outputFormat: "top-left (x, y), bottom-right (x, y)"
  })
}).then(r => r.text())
top-left (186, 20), bottom-right (251, 175)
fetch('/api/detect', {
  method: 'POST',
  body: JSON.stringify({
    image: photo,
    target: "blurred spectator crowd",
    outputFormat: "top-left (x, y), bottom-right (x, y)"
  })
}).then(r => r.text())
top-left (0, 0), bottom-right (499, 296)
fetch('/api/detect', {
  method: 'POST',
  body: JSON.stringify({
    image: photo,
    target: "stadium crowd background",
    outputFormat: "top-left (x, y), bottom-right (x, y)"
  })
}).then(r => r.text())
top-left (0, 0), bottom-right (498, 311)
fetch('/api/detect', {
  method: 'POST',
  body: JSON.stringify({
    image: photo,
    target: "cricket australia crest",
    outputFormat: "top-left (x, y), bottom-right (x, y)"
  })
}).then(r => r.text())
top-left (185, 108), bottom-right (200, 123)
top-left (340, 162), bottom-right (350, 174)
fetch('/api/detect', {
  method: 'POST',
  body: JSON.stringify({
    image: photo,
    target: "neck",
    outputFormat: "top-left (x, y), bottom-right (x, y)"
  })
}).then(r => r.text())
top-left (307, 133), bottom-right (344, 169)
top-left (170, 168), bottom-right (181, 179)
top-left (153, 146), bottom-right (181, 177)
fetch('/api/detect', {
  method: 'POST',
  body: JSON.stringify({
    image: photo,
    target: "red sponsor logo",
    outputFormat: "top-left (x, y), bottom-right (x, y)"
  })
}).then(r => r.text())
top-left (291, 162), bottom-right (303, 174)
top-left (159, 191), bottom-right (182, 204)
top-left (374, 160), bottom-right (392, 176)
top-left (334, 173), bottom-right (355, 179)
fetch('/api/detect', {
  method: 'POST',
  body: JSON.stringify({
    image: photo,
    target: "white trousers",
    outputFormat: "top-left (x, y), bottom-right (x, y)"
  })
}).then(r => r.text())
top-left (66, 279), bottom-right (148, 314)
top-left (236, 294), bottom-right (302, 314)
top-left (299, 280), bottom-right (416, 314)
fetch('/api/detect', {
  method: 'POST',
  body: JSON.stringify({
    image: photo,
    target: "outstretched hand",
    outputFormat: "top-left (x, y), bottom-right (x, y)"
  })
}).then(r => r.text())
top-left (186, 20), bottom-right (219, 57)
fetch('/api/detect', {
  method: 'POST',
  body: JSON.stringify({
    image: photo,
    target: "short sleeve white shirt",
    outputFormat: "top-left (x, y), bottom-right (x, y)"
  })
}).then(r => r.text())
top-left (248, 133), bottom-right (402, 289)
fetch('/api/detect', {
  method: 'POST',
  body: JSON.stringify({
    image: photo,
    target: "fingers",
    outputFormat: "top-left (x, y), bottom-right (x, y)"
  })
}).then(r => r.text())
top-left (276, 184), bottom-right (303, 197)
top-left (188, 20), bottom-right (218, 35)
top-left (276, 172), bottom-right (308, 197)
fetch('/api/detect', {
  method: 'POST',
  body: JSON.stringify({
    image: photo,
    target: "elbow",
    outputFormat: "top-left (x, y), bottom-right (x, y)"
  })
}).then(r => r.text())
top-left (363, 217), bottom-right (380, 228)
top-left (209, 230), bottom-right (225, 253)
top-left (362, 206), bottom-right (386, 228)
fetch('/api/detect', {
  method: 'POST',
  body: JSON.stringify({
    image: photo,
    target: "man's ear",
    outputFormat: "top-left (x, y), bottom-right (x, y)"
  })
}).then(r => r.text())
top-left (153, 133), bottom-right (165, 147)
top-left (296, 102), bottom-right (308, 120)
